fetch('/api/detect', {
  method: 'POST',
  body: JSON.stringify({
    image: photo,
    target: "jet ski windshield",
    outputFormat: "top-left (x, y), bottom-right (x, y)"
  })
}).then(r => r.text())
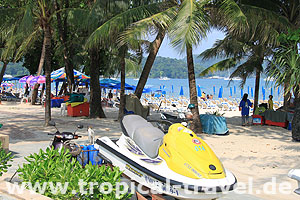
top-left (121, 115), bottom-right (164, 158)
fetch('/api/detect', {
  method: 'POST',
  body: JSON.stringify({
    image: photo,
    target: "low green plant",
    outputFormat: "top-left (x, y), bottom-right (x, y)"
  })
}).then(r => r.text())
top-left (206, 110), bottom-right (225, 116)
top-left (0, 141), bottom-right (14, 176)
top-left (18, 147), bottom-right (130, 199)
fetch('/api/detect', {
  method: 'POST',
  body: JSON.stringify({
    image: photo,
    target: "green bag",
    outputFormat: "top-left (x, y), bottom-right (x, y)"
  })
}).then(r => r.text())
top-left (68, 93), bottom-right (84, 103)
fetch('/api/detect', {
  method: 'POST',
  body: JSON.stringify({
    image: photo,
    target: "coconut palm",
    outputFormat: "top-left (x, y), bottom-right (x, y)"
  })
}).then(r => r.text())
top-left (267, 29), bottom-right (300, 141)
top-left (199, 0), bottom-right (289, 111)
top-left (166, 0), bottom-right (248, 133)
top-left (235, 0), bottom-right (300, 108)
top-left (0, 0), bottom-right (58, 125)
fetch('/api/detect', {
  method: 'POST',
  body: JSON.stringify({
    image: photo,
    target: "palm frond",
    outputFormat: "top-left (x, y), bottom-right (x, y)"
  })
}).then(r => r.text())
top-left (85, 2), bottom-right (168, 49)
top-left (118, 5), bottom-right (177, 48)
top-left (199, 57), bottom-right (238, 76)
top-left (170, 0), bottom-right (210, 53)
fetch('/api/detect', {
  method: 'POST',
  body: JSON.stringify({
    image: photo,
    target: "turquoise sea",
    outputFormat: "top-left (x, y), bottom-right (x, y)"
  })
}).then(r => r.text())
top-left (125, 77), bottom-right (282, 101)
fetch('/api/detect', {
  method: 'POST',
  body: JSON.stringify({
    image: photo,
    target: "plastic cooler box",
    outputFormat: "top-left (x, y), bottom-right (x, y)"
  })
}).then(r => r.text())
top-left (67, 102), bottom-right (89, 117)
top-left (265, 120), bottom-right (288, 128)
top-left (252, 115), bottom-right (264, 125)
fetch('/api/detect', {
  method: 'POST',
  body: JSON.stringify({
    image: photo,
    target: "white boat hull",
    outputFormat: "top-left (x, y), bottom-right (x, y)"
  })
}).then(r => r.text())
top-left (95, 136), bottom-right (237, 200)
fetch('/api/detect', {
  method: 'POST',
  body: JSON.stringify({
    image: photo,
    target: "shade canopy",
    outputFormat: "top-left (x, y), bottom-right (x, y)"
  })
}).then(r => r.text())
top-left (51, 67), bottom-right (90, 80)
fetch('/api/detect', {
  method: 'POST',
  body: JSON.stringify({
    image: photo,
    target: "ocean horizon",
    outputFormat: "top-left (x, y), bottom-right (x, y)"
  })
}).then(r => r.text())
top-left (125, 77), bottom-right (283, 101)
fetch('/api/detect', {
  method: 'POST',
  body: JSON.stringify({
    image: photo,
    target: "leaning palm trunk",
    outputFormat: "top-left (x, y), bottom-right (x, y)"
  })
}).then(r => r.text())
top-left (283, 80), bottom-right (290, 109)
top-left (89, 48), bottom-right (106, 118)
top-left (43, 24), bottom-right (52, 126)
top-left (134, 29), bottom-right (166, 99)
top-left (118, 48), bottom-right (126, 120)
top-left (186, 45), bottom-right (202, 134)
top-left (292, 86), bottom-right (300, 141)
top-left (0, 61), bottom-right (8, 86)
top-left (253, 68), bottom-right (261, 112)
top-left (31, 38), bottom-right (46, 105)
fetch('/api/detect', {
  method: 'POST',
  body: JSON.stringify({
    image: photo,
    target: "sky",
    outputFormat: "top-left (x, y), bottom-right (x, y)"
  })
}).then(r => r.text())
top-left (156, 29), bottom-right (225, 59)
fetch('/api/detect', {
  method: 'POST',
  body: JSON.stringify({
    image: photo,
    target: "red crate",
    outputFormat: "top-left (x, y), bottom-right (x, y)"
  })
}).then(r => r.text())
top-left (67, 103), bottom-right (89, 117)
top-left (252, 115), bottom-right (264, 125)
top-left (265, 120), bottom-right (288, 128)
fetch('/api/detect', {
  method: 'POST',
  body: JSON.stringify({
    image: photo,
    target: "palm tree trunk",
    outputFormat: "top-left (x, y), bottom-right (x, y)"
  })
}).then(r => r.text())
top-left (54, 0), bottom-right (74, 93)
top-left (89, 48), bottom-right (106, 118)
top-left (31, 36), bottom-right (46, 105)
top-left (186, 45), bottom-right (202, 134)
top-left (292, 85), bottom-right (300, 141)
top-left (283, 80), bottom-right (290, 109)
top-left (134, 29), bottom-right (166, 99)
top-left (253, 68), bottom-right (260, 112)
top-left (43, 24), bottom-right (52, 126)
top-left (0, 61), bottom-right (8, 85)
top-left (118, 47), bottom-right (126, 120)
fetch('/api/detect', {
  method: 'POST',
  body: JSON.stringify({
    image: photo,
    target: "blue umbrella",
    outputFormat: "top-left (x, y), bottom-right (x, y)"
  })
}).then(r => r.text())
top-left (179, 86), bottom-right (184, 96)
top-left (171, 85), bottom-right (174, 93)
top-left (213, 86), bottom-right (216, 95)
top-left (218, 86), bottom-right (223, 98)
top-left (277, 87), bottom-right (280, 100)
top-left (241, 89), bottom-right (243, 98)
top-left (262, 86), bottom-right (265, 100)
top-left (247, 86), bottom-right (250, 95)
top-left (230, 87), bottom-right (233, 97)
top-left (271, 88), bottom-right (273, 96)
top-left (234, 86), bottom-right (236, 94)
top-left (197, 85), bottom-right (202, 97)
top-left (251, 87), bottom-right (253, 98)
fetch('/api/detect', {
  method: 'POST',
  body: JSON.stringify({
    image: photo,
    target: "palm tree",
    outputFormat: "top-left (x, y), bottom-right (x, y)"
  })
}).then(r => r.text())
top-left (267, 29), bottom-right (300, 141)
top-left (1, 0), bottom-right (57, 125)
top-left (235, 0), bottom-right (300, 108)
top-left (166, 0), bottom-right (247, 133)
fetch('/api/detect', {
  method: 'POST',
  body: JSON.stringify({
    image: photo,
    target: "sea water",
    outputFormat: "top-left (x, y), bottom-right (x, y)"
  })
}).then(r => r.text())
top-left (125, 77), bottom-right (283, 101)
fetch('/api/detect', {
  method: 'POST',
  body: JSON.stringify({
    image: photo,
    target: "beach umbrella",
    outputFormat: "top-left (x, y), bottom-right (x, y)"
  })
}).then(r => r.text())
top-left (262, 86), bottom-right (265, 100)
top-left (26, 76), bottom-right (35, 84)
top-left (251, 87), bottom-right (253, 98)
top-left (234, 86), bottom-right (236, 95)
top-left (241, 88), bottom-right (243, 98)
top-left (213, 85), bottom-right (215, 95)
top-left (197, 85), bottom-right (202, 97)
top-left (247, 86), bottom-right (250, 95)
top-left (218, 86), bottom-right (223, 98)
top-left (230, 87), bottom-right (232, 97)
top-left (1, 82), bottom-right (14, 87)
top-left (51, 67), bottom-right (90, 80)
top-left (19, 75), bottom-right (34, 83)
top-left (271, 88), bottom-right (273, 96)
top-left (179, 86), bottom-right (184, 96)
top-left (30, 75), bottom-right (45, 85)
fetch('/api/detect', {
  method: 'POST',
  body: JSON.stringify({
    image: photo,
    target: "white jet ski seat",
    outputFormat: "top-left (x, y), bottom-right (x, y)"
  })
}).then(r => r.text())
top-left (121, 114), bottom-right (164, 158)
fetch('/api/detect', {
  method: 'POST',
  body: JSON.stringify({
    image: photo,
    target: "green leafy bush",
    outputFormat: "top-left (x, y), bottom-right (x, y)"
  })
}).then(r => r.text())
top-left (18, 147), bottom-right (130, 199)
top-left (0, 141), bottom-right (14, 176)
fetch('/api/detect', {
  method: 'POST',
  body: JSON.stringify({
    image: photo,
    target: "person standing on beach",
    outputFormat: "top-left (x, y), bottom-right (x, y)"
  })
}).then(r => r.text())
top-left (239, 93), bottom-right (253, 126)
top-left (268, 95), bottom-right (273, 110)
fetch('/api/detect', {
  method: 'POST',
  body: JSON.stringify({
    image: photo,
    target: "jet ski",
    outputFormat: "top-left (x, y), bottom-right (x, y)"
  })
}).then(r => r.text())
top-left (95, 115), bottom-right (237, 200)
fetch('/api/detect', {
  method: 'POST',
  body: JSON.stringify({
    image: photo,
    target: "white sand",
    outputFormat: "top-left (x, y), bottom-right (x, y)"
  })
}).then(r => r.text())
top-left (0, 102), bottom-right (299, 200)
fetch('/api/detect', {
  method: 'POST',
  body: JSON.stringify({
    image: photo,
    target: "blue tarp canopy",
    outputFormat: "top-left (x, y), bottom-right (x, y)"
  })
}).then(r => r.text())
top-left (200, 114), bottom-right (229, 135)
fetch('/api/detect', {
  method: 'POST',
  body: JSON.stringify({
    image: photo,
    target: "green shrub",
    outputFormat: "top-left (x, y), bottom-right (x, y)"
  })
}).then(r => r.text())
top-left (17, 147), bottom-right (130, 199)
top-left (0, 141), bottom-right (14, 176)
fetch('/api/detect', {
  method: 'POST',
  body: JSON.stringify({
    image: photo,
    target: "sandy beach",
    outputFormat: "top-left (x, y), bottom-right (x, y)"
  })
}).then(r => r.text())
top-left (0, 101), bottom-right (299, 200)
